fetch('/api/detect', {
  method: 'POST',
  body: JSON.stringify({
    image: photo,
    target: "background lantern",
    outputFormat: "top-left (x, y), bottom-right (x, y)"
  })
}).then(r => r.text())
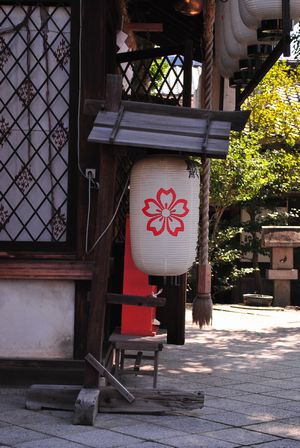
top-left (238, 0), bottom-right (300, 28)
top-left (130, 156), bottom-right (200, 277)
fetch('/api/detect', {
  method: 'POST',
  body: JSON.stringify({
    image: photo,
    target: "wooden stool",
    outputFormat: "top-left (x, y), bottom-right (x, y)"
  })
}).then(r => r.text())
top-left (108, 329), bottom-right (166, 388)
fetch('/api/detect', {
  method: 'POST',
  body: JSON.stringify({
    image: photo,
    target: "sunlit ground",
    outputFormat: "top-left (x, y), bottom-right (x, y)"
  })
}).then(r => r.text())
top-left (121, 304), bottom-right (300, 391)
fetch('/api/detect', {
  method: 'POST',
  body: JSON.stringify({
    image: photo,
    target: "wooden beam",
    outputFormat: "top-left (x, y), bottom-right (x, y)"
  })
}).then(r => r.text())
top-left (0, 260), bottom-right (94, 280)
top-left (99, 387), bottom-right (204, 414)
top-left (85, 353), bottom-right (135, 403)
top-left (117, 44), bottom-right (185, 63)
top-left (0, 359), bottom-right (84, 386)
top-left (123, 23), bottom-right (163, 33)
top-left (84, 99), bottom-right (105, 116)
top-left (106, 293), bottom-right (166, 307)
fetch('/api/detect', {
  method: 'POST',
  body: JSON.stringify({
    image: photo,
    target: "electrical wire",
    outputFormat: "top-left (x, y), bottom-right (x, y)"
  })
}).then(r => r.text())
top-left (76, 0), bottom-right (98, 189)
top-left (85, 176), bottom-right (130, 255)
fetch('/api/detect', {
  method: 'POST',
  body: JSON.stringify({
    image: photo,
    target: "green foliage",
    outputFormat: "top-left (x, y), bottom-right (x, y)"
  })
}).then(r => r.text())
top-left (209, 223), bottom-right (256, 297)
top-left (210, 208), bottom-right (300, 298)
top-left (210, 131), bottom-right (270, 211)
top-left (291, 24), bottom-right (300, 59)
top-left (210, 61), bottom-right (300, 218)
top-left (243, 61), bottom-right (300, 147)
top-left (149, 57), bottom-right (170, 95)
top-left (207, 61), bottom-right (300, 298)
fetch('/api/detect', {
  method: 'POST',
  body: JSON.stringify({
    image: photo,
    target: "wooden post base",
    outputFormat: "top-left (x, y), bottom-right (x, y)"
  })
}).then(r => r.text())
top-left (73, 388), bottom-right (100, 425)
top-left (25, 384), bottom-right (204, 422)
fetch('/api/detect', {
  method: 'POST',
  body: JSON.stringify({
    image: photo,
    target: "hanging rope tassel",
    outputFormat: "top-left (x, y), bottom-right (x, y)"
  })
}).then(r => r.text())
top-left (192, 0), bottom-right (215, 328)
top-left (192, 261), bottom-right (213, 327)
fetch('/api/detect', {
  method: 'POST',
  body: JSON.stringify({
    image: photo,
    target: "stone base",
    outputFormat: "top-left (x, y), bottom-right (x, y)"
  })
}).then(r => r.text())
top-left (243, 294), bottom-right (273, 307)
top-left (73, 388), bottom-right (100, 426)
top-left (274, 281), bottom-right (291, 307)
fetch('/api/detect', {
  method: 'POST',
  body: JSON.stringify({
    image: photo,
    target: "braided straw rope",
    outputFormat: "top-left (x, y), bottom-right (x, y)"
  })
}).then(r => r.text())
top-left (193, 0), bottom-right (216, 327)
top-left (200, 0), bottom-right (215, 265)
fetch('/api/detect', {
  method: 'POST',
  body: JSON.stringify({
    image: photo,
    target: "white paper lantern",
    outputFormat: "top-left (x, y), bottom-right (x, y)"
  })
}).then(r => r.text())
top-left (224, 0), bottom-right (258, 59)
top-left (239, 0), bottom-right (300, 28)
top-left (130, 156), bottom-right (200, 276)
top-left (215, 0), bottom-right (239, 78)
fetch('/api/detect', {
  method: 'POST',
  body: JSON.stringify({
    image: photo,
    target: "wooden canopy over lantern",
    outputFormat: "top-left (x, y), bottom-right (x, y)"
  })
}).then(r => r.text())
top-left (88, 101), bottom-right (250, 158)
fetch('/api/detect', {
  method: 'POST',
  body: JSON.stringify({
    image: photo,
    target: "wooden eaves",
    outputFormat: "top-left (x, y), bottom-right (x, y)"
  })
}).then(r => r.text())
top-left (88, 101), bottom-right (250, 158)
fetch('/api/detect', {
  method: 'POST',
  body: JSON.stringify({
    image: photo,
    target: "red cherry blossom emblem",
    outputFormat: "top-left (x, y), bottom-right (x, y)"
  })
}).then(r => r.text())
top-left (142, 188), bottom-right (189, 237)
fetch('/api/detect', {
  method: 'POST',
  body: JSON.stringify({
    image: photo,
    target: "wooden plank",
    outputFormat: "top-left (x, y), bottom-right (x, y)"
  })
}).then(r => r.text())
top-left (0, 359), bottom-right (84, 386)
top-left (106, 293), bottom-right (166, 307)
top-left (99, 387), bottom-right (204, 414)
top-left (93, 110), bottom-right (231, 138)
top-left (0, 260), bottom-right (94, 280)
top-left (109, 330), bottom-right (166, 351)
top-left (89, 107), bottom-right (232, 157)
top-left (0, 359), bottom-right (84, 370)
top-left (91, 101), bottom-right (250, 130)
top-left (85, 353), bottom-right (135, 403)
top-left (120, 101), bottom-right (250, 130)
top-left (0, 252), bottom-right (76, 260)
top-left (89, 128), bottom-right (229, 154)
top-left (26, 384), bottom-right (81, 411)
top-left (123, 23), bottom-right (163, 32)
top-left (25, 384), bottom-right (204, 415)
top-left (112, 341), bottom-right (163, 351)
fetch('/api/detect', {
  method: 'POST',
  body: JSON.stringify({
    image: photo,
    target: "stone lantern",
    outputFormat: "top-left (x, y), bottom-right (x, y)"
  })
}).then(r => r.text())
top-left (261, 226), bottom-right (300, 307)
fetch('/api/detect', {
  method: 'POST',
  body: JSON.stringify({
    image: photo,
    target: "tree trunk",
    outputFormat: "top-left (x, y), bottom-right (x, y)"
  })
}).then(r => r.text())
top-left (211, 207), bottom-right (226, 240)
top-left (247, 205), bottom-right (263, 293)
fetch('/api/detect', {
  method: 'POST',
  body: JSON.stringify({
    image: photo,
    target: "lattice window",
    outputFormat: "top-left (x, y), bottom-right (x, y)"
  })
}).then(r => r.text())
top-left (113, 154), bottom-right (132, 243)
top-left (0, 4), bottom-right (71, 242)
top-left (118, 53), bottom-right (185, 106)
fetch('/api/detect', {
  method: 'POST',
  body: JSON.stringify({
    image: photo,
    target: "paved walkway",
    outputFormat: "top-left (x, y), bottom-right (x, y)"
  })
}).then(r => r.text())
top-left (1, 305), bottom-right (300, 447)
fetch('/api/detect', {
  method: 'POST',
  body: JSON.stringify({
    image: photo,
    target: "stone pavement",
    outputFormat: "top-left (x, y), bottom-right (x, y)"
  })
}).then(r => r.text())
top-left (1, 304), bottom-right (300, 447)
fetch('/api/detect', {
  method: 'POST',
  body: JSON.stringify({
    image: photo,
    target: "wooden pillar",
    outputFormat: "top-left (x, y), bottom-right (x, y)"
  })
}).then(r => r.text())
top-left (156, 274), bottom-right (187, 345)
top-left (73, 0), bottom-right (121, 424)
top-left (84, 75), bottom-right (122, 388)
top-left (160, 40), bottom-right (193, 345)
top-left (76, 0), bottom-right (119, 259)
top-left (165, 275), bottom-right (187, 345)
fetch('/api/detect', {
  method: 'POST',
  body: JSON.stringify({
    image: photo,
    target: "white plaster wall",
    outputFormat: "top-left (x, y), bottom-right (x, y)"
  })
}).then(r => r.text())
top-left (223, 77), bottom-right (236, 111)
top-left (0, 280), bottom-right (75, 359)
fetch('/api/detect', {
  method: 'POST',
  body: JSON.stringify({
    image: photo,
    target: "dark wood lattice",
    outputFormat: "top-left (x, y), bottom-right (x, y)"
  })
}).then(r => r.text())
top-left (113, 153), bottom-right (132, 243)
top-left (0, 3), bottom-right (72, 243)
top-left (117, 45), bottom-right (192, 106)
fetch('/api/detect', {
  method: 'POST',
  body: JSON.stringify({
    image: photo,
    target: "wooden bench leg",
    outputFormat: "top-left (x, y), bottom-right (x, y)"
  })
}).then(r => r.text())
top-left (134, 351), bottom-right (143, 372)
top-left (120, 349), bottom-right (125, 370)
top-left (153, 350), bottom-right (159, 388)
top-left (114, 348), bottom-right (121, 378)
